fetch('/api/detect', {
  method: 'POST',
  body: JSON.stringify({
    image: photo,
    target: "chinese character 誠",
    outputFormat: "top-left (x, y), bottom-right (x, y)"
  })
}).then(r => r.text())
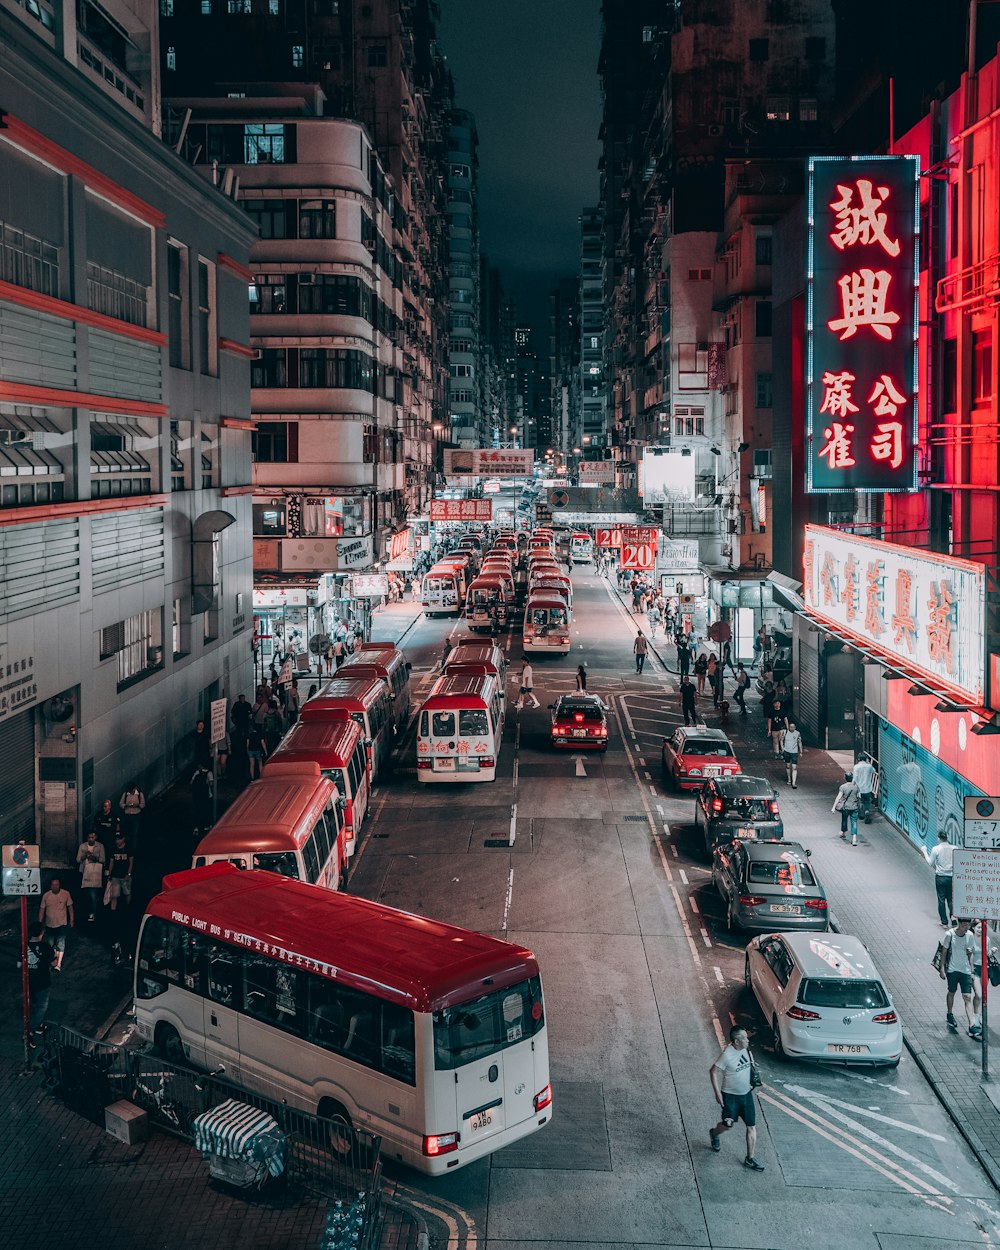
top-left (890, 568), bottom-right (917, 653)
top-left (828, 269), bottom-right (900, 342)
top-left (819, 370), bottom-right (859, 418)
top-left (865, 560), bottom-right (885, 637)
top-left (818, 421), bottom-right (857, 469)
top-left (926, 579), bottom-right (955, 673)
top-left (829, 180), bottom-right (901, 257)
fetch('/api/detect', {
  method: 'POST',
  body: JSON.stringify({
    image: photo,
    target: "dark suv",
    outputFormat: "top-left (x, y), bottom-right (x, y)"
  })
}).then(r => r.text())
top-left (695, 775), bottom-right (783, 856)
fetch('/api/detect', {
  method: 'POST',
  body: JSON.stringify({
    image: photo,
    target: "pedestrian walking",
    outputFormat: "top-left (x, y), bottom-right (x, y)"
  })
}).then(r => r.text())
top-left (938, 918), bottom-right (978, 1036)
top-left (247, 725), bottom-right (266, 780)
top-left (680, 676), bottom-right (698, 726)
top-left (769, 700), bottom-right (788, 758)
top-left (324, 642), bottom-right (335, 676)
top-left (76, 831), bottom-right (105, 922)
top-left (632, 583), bottom-right (644, 614)
top-left (780, 722), bottom-right (803, 788)
top-left (93, 797), bottom-right (119, 859)
top-left (833, 772), bottom-right (861, 845)
top-left (633, 631), bottom-right (649, 674)
top-left (24, 924), bottom-right (55, 1045)
top-left (852, 756), bottom-right (876, 823)
top-left (334, 637), bottom-right (346, 668)
top-left (264, 699), bottom-right (284, 755)
top-left (707, 655), bottom-right (718, 702)
top-left (576, 665), bottom-right (588, 692)
top-left (190, 763), bottom-right (214, 835)
top-left (694, 652), bottom-right (708, 695)
top-left (119, 783), bottom-right (145, 847)
top-left (516, 658), bottom-right (540, 709)
top-left (648, 604), bottom-right (661, 636)
top-left (970, 919), bottom-right (996, 1038)
top-left (39, 878), bottom-right (74, 971)
top-left (193, 718), bottom-right (212, 770)
top-left (104, 832), bottom-right (133, 915)
top-left (411, 578), bottom-right (420, 603)
top-left (712, 658), bottom-right (726, 708)
top-left (709, 1026), bottom-right (764, 1171)
top-left (285, 678), bottom-right (300, 725)
top-left (733, 664), bottom-right (750, 716)
top-left (923, 830), bottom-right (956, 927)
top-left (677, 636), bottom-right (691, 678)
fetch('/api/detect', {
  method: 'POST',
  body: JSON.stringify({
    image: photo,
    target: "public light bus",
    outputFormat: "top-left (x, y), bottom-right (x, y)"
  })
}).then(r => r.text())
top-left (192, 761), bottom-right (348, 890)
top-left (134, 864), bottom-right (552, 1174)
top-left (465, 575), bottom-right (511, 630)
top-left (444, 640), bottom-right (508, 687)
top-left (569, 532), bottom-right (594, 564)
top-left (338, 645), bottom-right (411, 736)
top-left (421, 562), bottom-right (464, 616)
top-left (264, 719), bottom-right (369, 857)
top-left (301, 676), bottom-right (395, 781)
top-left (416, 673), bottom-right (505, 782)
top-left (523, 593), bottom-right (571, 656)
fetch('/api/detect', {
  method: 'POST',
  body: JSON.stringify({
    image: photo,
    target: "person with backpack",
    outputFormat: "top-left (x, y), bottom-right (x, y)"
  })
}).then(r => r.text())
top-left (833, 772), bottom-right (861, 845)
top-left (937, 918), bottom-right (979, 1037)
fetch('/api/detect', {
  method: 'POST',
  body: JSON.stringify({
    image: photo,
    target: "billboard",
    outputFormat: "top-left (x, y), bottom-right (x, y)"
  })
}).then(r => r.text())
top-left (429, 499), bottom-right (492, 522)
top-left (578, 461), bottom-right (616, 484)
top-left (443, 448), bottom-right (534, 478)
top-left (802, 525), bottom-right (987, 705)
top-left (351, 573), bottom-right (390, 598)
top-left (639, 448), bottom-right (696, 502)
top-left (620, 526), bottom-right (659, 570)
top-left (806, 155), bottom-right (919, 493)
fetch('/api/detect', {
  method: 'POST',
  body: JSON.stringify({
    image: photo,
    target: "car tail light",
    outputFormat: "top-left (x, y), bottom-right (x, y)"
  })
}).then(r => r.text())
top-left (872, 1010), bottom-right (898, 1024)
top-left (423, 1132), bottom-right (458, 1156)
top-left (803, 898), bottom-right (828, 911)
top-left (786, 1005), bottom-right (821, 1021)
top-left (592, 726), bottom-right (607, 736)
top-left (533, 1084), bottom-right (552, 1111)
top-left (479, 757), bottom-right (494, 768)
top-left (769, 801), bottom-right (780, 816)
top-left (738, 895), bottom-right (766, 907)
top-left (711, 799), bottom-right (724, 815)
top-left (417, 760), bottom-right (432, 770)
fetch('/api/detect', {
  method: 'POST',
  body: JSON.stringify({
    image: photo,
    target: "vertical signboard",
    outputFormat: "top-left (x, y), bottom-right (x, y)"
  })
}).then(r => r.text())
top-left (806, 155), bottom-right (920, 493)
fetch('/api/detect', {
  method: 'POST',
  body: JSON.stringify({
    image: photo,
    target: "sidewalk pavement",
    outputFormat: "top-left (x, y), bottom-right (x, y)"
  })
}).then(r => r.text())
top-left (628, 597), bottom-right (1000, 1192)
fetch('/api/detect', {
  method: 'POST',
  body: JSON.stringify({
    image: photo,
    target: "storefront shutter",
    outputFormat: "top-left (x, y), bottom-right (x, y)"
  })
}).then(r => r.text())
top-left (0, 710), bottom-right (35, 841)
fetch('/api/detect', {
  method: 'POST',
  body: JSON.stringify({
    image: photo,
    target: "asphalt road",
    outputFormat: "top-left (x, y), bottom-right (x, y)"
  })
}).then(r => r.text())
top-left (353, 566), bottom-right (1000, 1250)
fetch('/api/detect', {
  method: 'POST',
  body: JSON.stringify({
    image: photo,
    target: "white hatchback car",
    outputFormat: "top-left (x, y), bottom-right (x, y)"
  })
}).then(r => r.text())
top-left (745, 931), bottom-right (903, 1067)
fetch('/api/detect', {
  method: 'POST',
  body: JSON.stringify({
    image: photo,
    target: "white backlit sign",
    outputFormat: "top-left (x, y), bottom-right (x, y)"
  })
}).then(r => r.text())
top-left (443, 449), bottom-right (534, 478)
top-left (640, 448), bottom-right (696, 503)
top-left (802, 524), bottom-right (987, 705)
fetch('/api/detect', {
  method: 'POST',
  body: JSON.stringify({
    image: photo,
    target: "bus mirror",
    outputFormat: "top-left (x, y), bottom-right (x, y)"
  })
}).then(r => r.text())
top-left (364, 737), bottom-right (374, 748)
top-left (336, 796), bottom-right (348, 811)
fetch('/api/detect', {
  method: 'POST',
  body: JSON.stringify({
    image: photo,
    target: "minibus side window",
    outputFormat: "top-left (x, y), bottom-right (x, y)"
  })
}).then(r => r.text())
top-left (303, 825), bottom-right (322, 881)
top-left (314, 812), bottom-right (332, 865)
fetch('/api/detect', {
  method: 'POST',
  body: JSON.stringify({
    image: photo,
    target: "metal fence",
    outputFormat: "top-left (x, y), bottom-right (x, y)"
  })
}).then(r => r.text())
top-left (43, 1027), bottom-right (383, 1247)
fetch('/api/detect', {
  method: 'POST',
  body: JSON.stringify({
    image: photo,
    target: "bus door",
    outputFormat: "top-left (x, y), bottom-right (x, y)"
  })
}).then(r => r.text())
top-left (202, 937), bottom-right (244, 1081)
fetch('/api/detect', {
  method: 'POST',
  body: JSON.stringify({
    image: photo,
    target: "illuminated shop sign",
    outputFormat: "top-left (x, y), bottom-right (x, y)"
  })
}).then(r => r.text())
top-left (806, 155), bottom-right (920, 493)
top-left (443, 449), bottom-right (534, 478)
top-left (803, 525), bottom-right (987, 704)
top-left (429, 499), bottom-right (492, 521)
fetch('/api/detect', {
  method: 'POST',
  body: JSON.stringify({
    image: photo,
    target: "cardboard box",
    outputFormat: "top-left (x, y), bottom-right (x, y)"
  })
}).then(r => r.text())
top-left (105, 1099), bottom-right (149, 1145)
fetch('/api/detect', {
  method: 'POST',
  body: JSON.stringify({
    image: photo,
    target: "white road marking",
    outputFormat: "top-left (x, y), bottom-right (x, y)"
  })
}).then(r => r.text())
top-left (573, 755), bottom-right (588, 778)
top-left (509, 802), bottom-right (517, 848)
top-left (670, 844), bottom-right (678, 857)
top-left (711, 1017), bottom-right (726, 1048)
top-left (689, 896), bottom-right (699, 913)
top-left (501, 867), bottom-right (514, 932)
top-left (642, 770), bottom-right (651, 780)
top-left (656, 804), bottom-right (664, 815)
top-left (713, 966), bottom-right (725, 985)
top-left (779, 1083), bottom-right (946, 1144)
top-left (700, 927), bottom-right (712, 947)
top-left (648, 784), bottom-right (657, 796)
top-left (679, 870), bottom-right (689, 884)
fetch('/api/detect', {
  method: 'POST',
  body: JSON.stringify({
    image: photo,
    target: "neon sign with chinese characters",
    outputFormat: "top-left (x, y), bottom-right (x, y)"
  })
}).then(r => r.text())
top-left (802, 525), bottom-right (987, 705)
top-left (806, 156), bottom-right (920, 493)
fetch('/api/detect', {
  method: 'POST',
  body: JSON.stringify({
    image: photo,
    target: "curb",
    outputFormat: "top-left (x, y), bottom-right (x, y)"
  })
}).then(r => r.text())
top-left (379, 1192), bottom-right (431, 1250)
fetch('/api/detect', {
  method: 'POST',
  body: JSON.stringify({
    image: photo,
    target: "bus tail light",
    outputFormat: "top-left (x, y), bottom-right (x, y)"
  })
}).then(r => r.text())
top-left (533, 1084), bottom-right (552, 1112)
top-left (417, 759), bottom-right (432, 771)
top-left (423, 1132), bottom-right (458, 1157)
top-left (479, 757), bottom-right (495, 769)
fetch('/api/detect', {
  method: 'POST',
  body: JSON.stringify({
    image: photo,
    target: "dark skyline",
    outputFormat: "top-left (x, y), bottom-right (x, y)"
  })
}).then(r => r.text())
top-left (437, 0), bottom-right (603, 338)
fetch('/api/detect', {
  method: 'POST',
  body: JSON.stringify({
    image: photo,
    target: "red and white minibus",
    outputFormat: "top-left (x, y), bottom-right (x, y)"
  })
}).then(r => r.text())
top-left (529, 572), bottom-right (573, 610)
top-left (465, 575), bottom-right (512, 630)
top-left (569, 531), bottom-right (594, 564)
top-left (192, 761), bottom-right (347, 889)
top-left (265, 719), bottom-right (369, 856)
top-left (421, 562), bottom-right (464, 616)
top-left (134, 864), bottom-right (552, 1174)
top-left (338, 645), bottom-right (411, 736)
top-left (301, 676), bottom-right (395, 780)
top-left (444, 640), bottom-right (508, 686)
top-left (417, 673), bottom-right (505, 782)
top-left (523, 592), bottom-right (571, 655)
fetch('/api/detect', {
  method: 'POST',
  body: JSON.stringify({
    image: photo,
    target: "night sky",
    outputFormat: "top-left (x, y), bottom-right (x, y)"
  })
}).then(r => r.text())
top-left (436, 0), bottom-right (603, 342)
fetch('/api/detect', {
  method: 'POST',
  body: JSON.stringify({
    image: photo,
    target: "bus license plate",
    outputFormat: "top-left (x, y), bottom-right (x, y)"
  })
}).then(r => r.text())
top-left (470, 1109), bottom-right (493, 1132)
top-left (435, 758), bottom-right (455, 770)
top-left (827, 1044), bottom-right (869, 1055)
top-left (770, 904), bottom-right (801, 914)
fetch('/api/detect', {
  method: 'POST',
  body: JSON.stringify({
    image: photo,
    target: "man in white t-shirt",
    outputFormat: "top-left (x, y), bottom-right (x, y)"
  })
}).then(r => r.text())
top-left (923, 830), bottom-right (955, 927)
top-left (709, 1026), bottom-right (764, 1171)
top-left (939, 917), bottom-right (978, 1037)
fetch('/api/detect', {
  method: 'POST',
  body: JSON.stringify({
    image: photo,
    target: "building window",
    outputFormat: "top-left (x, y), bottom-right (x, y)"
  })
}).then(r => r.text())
top-left (799, 97), bottom-right (818, 123)
top-left (755, 301), bottom-right (772, 337)
top-left (197, 258), bottom-right (217, 376)
top-left (973, 330), bottom-right (993, 402)
top-left (942, 338), bottom-right (957, 411)
top-left (765, 97), bottom-right (790, 122)
top-left (166, 46), bottom-right (176, 70)
top-left (172, 598), bottom-right (189, 659)
top-left (949, 182), bottom-right (959, 258)
top-left (291, 44), bottom-right (304, 68)
top-left (749, 38), bottom-right (769, 61)
top-left (805, 35), bottom-right (826, 61)
top-left (170, 419), bottom-right (191, 491)
top-left (298, 200), bottom-right (337, 239)
top-left (755, 235), bottom-right (772, 266)
top-left (251, 349), bottom-right (287, 388)
top-left (244, 123), bottom-right (292, 165)
top-left (167, 241), bottom-right (189, 369)
top-left (253, 503), bottom-right (286, 536)
top-left (297, 274), bottom-right (371, 318)
top-left (160, 0), bottom-right (172, 13)
top-left (200, 0), bottom-right (212, 12)
top-left (674, 414), bottom-right (705, 437)
top-left (253, 421), bottom-right (298, 462)
top-left (367, 40), bottom-right (387, 67)
top-left (102, 609), bottom-right (164, 691)
top-left (243, 199), bottom-right (291, 239)
top-left (227, 0), bottom-right (251, 11)
top-left (299, 348), bottom-right (373, 391)
top-left (268, 0), bottom-right (279, 11)
top-left (755, 372), bottom-right (773, 407)
top-left (311, 38), bottom-right (340, 69)
top-left (249, 276), bottom-right (286, 314)
top-left (687, 268), bottom-right (711, 281)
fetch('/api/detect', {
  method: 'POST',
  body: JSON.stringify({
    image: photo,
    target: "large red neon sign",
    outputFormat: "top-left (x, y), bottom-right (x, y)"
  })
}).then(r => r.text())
top-left (806, 157), bottom-right (919, 493)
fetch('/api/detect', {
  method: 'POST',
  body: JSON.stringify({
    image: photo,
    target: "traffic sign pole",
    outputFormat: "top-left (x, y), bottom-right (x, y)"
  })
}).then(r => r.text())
top-left (21, 896), bottom-right (30, 1067)
top-left (982, 920), bottom-right (989, 1081)
top-left (959, 799), bottom-right (1000, 1082)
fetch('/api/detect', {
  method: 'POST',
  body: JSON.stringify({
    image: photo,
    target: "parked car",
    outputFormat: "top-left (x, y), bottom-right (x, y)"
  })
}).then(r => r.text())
top-left (549, 695), bottom-right (610, 750)
top-left (695, 775), bottom-right (783, 856)
top-left (662, 727), bottom-right (741, 791)
top-left (712, 839), bottom-right (828, 933)
top-left (744, 931), bottom-right (902, 1067)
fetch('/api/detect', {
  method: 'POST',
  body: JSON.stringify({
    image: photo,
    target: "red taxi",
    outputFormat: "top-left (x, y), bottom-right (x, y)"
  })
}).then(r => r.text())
top-left (661, 726), bottom-right (741, 790)
top-left (549, 694), bottom-right (609, 751)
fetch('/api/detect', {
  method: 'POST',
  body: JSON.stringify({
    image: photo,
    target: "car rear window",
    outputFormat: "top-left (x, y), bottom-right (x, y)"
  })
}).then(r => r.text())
top-left (748, 859), bottom-right (816, 887)
top-left (799, 979), bottom-right (889, 1010)
top-left (685, 740), bottom-right (734, 757)
top-left (559, 702), bottom-right (602, 721)
top-left (723, 796), bottom-right (774, 820)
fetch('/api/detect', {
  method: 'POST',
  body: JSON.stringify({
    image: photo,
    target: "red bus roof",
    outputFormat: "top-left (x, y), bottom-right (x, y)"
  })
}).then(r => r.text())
top-left (300, 675), bottom-right (388, 720)
top-left (447, 642), bottom-right (505, 662)
top-left (355, 640), bottom-right (397, 654)
top-left (422, 673), bottom-right (498, 708)
top-left (339, 650), bottom-right (406, 681)
top-left (194, 769), bottom-right (336, 857)
top-left (151, 865), bottom-right (539, 1012)
top-left (526, 593), bottom-right (569, 610)
top-left (266, 717), bottom-right (364, 770)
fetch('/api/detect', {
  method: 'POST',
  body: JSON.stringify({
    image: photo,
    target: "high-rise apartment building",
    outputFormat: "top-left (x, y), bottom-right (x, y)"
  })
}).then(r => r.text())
top-left (479, 258), bottom-right (516, 446)
top-left (0, 0), bottom-right (255, 858)
top-left (446, 109), bottom-right (483, 448)
top-left (549, 277), bottom-right (580, 456)
top-left (579, 208), bottom-right (606, 456)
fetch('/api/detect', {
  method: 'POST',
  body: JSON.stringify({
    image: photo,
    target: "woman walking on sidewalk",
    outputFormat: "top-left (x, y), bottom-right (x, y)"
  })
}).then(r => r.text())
top-left (833, 772), bottom-right (861, 846)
